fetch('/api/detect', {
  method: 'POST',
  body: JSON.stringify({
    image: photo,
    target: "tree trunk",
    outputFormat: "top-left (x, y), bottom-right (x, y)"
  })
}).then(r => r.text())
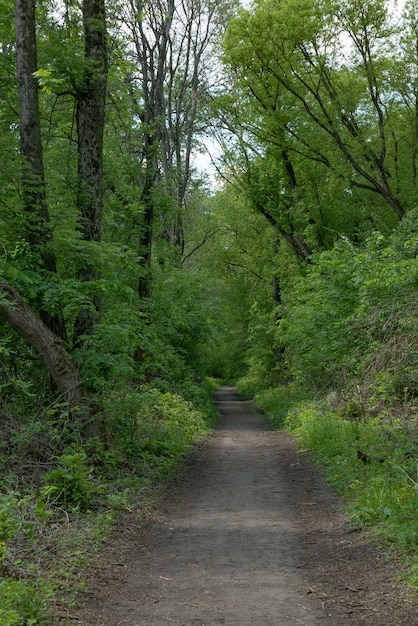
top-left (74, 0), bottom-right (108, 341)
top-left (0, 284), bottom-right (86, 409)
top-left (15, 0), bottom-right (53, 267)
top-left (130, 0), bottom-right (175, 301)
top-left (15, 0), bottom-right (64, 337)
top-left (272, 236), bottom-right (281, 304)
top-left (137, 193), bottom-right (154, 301)
top-left (0, 283), bottom-right (109, 439)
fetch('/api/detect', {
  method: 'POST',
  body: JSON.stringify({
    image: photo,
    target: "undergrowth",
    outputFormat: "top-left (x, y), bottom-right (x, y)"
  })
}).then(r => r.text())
top-left (284, 400), bottom-right (418, 590)
top-left (244, 383), bottom-right (310, 428)
top-left (0, 381), bottom-right (217, 625)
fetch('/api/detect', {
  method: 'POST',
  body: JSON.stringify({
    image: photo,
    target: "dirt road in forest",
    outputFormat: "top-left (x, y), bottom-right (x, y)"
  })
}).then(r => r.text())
top-left (74, 387), bottom-right (418, 625)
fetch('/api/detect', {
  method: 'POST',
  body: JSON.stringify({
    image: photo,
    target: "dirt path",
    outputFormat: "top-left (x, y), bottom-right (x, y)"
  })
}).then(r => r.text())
top-left (74, 386), bottom-right (418, 625)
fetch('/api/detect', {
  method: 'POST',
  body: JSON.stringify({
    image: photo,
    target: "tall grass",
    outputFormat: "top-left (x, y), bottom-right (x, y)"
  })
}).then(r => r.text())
top-left (286, 402), bottom-right (418, 589)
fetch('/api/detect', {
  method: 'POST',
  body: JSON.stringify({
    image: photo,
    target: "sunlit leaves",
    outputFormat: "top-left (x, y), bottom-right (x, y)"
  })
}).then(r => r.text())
top-left (33, 67), bottom-right (63, 94)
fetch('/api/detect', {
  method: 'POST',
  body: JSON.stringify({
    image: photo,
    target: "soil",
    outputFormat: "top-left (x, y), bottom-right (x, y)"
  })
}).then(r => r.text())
top-left (70, 386), bottom-right (418, 625)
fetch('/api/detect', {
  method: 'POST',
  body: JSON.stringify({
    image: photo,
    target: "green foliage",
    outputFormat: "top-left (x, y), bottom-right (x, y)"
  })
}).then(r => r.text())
top-left (106, 386), bottom-right (212, 477)
top-left (74, 305), bottom-right (146, 391)
top-left (0, 578), bottom-right (51, 626)
top-left (148, 266), bottom-right (211, 383)
top-left (278, 231), bottom-right (418, 399)
top-left (42, 449), bottom-right (96, 511)
top-left (0, 491), bottom-right (54, 625)
top-left (200, 275), bottom-right (251, 383)
top-left (286, 402), bottom-right (418, 580)
top-left (188, 188), bottom-right (279, 384)
top-left (222, 0), bottom-right (411, 223)
top-left (33, 67), bottom-right (63, 94)
top-left (0, 494), bottom-right (32, 567)
top-left (278, 240), bottom-right (361, 390)
top-left (249, 385), bottom-right (310, 428)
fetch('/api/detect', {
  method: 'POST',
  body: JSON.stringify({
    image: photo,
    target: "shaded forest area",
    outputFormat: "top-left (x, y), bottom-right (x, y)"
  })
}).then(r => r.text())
top-left (1, 0), bottom-right (418, 622)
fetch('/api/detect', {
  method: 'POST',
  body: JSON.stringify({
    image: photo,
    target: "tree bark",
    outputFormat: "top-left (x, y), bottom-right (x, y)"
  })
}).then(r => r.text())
top-left (74, 0), bottom-right (108, 341)
top-left (132, 0), bottom-right (175, 300)
top-left (76, 0), bottom-right (107, 245)
top-left (15, 0), bottom-right (64, 337)
top-left (0, 284), bottom-right (86, 409)
top-left (0, 283), bottom-right (110, 439)
top-left (15, 0), bottom-right (53, 266)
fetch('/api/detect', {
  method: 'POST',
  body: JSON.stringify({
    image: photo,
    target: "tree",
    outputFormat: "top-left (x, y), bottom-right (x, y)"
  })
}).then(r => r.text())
top-left (0, 283), bottom-right (88, 410)
top-left (15, 0), bottom-right (53, 269)
top-left (113, 0), bottom-right (237, 299)
top-left (15, 0), bottom-right (64, 336)
top-left (184, 185), bottom-right (280, 383)
top-left (221, 0), bottom-right (417, 227)
top-left (74, 0), bottom-right (108, 340)
top-left (396, 0), bottom-right (418, 193)
top-left (129, 0), bottom-right (176, 299)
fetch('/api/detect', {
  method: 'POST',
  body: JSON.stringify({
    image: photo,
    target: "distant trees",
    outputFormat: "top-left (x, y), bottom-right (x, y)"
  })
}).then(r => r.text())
top-left (114, 0), bottom-right (237, 298)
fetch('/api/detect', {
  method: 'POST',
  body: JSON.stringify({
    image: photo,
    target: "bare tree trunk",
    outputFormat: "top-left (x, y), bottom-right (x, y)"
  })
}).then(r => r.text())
top-left (131, 0), bottom-right (175, 301)
top-left (130, 0), bottom-right (231, 287)
top-left (163, 0), bottom-right (220, 256)
top-left (74, 0), bottom-right (108, 341)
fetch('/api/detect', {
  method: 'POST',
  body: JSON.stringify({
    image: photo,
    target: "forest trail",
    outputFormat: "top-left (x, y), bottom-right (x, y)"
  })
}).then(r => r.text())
top-left (74, 387), bottom-right (417, 625)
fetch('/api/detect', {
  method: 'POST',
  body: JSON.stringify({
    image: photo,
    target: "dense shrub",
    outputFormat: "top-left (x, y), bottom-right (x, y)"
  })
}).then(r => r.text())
top-left (278, 233), bottom-right (418, 402)
top-left (104, 385), bottom-right (213, 477)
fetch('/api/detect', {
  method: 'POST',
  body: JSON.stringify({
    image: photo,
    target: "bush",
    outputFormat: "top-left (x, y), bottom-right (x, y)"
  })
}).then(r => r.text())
top-left (104, 385), bottom-right (212, 477)
top-left (279, 233), bottom-right (418, 401)
top-left (250, 385), bottom-right (310, 428)
top-left (42, 448), bottom-right (96, 510)
top-left (0, 578), bottom-right (52, 626)
top-left (0, 492), bottom-right (54, 625)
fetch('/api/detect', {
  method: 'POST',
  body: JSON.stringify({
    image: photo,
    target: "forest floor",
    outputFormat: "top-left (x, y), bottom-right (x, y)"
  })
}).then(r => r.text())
top-left (69, 386), bottom-right (418, 625)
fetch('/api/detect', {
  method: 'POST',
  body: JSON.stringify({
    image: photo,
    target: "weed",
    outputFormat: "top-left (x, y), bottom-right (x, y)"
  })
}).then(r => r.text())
top-left (285, 401), bottom-right (418, 586)
top-left (251, 385), bottom-right (312, 428)
top-left (0, 492), bottom-right (55, 624)
top-left (42, 448), bottom-right (96, 511)
top-left (0, 578), bottom-right (52, 625)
